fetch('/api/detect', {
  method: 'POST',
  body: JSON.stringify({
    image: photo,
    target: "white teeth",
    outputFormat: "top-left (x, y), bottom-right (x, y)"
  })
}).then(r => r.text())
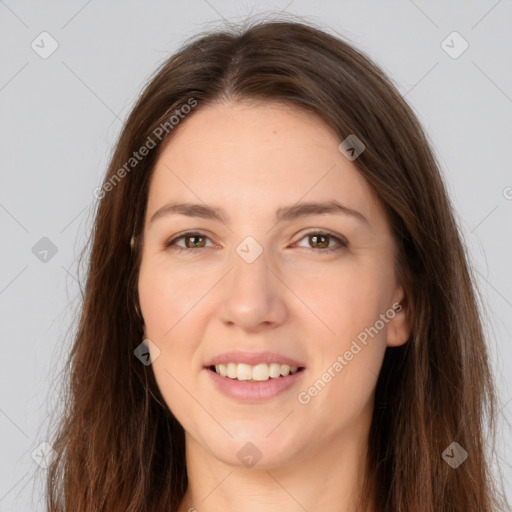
top-left (252, 363), bottom-right (268, 381)
top-left (216, 364), bottom-right (227, 377)
top-left (213, 362), bottom-right (301, 381)
top-left (227, 362), bottom-right (237, 379)
top-left (268, 363), bottom-right (282, 378)
top-left (280, 364), bottom-right (290, 376)
top-left (237, 363), bottom-right (253, 381)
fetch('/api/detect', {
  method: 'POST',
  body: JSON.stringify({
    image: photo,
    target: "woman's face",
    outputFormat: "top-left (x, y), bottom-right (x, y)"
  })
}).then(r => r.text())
top-left (138, 100), bottom-right (410, 468)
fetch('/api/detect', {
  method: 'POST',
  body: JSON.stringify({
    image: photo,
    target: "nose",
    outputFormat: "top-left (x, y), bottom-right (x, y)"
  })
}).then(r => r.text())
top-left (217, 244), bottom-right (288, 332)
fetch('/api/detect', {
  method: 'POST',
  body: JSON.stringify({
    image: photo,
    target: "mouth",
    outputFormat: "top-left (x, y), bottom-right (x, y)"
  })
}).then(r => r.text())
top-left (207, 363), bottom-right (306, 382)
top-left (204, 362), bottom-right (307, 402)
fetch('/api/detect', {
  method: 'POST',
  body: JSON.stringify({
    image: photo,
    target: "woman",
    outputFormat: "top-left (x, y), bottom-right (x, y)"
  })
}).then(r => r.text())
top-left (45, 17), bottom-right (508, 512)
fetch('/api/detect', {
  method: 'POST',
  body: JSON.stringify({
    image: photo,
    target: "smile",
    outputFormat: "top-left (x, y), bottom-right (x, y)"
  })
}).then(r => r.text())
top-left (210, 362), bottom-right (303, 382)
top-left (205, 365), bottom-right (306, 402)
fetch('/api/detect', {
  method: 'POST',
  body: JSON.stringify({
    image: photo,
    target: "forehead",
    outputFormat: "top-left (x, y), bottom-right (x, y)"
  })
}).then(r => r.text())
top-left (146, 101), bottom-right (385, 228)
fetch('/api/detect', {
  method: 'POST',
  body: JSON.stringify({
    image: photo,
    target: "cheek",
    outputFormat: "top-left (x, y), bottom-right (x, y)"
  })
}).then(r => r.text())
top-left (288, 258), bottom-right (391, 406)
top-left (139, 263), bottom-right (203, 420)
top-left (138, 263), bottom-right (200, 383)
top-left (138, 259), bottom-right (205, 336)
top-left (289, 259), bottom-right (387, 341)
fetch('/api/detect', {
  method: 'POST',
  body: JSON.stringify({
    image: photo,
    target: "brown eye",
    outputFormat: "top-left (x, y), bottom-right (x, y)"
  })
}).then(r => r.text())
top-left (164, 230), bottom-right (348, 253)
top-left (296, 230), bottom-right (348, 253)
top-left (183, 234), bottom-right (206, 248)
top-left (164, 232), bottom-right (213, 251)
top-left (309, 233), bottom-right (329, 248)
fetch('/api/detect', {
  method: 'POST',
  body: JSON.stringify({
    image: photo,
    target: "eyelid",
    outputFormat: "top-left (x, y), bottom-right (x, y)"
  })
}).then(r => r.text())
top-left (164, 230), bottom-right (218, 250)
top-left (295, 229), bottom-right (348, 250)
top-left (164, 229), bottom-right (348, 252)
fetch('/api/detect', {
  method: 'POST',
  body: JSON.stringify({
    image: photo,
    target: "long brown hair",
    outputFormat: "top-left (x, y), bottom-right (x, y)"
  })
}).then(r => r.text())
top-left (45, 14), bottom-right (508, 512)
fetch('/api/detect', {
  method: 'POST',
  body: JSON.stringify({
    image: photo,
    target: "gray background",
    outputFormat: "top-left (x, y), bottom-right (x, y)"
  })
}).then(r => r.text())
top-left (1, 1), bottom-right (511, 510)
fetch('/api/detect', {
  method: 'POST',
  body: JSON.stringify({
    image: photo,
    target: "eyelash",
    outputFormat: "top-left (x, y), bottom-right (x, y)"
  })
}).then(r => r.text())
top-left (164, 230), bottom-right (348, 254)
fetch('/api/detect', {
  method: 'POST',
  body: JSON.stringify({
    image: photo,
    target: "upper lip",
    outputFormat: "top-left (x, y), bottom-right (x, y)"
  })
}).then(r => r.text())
top-left (204, 351), bottom-right (306, 368)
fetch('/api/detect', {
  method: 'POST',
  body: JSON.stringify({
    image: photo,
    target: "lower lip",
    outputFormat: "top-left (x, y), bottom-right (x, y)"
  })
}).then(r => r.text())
top-left (204, 367), bottom-right (306, 402)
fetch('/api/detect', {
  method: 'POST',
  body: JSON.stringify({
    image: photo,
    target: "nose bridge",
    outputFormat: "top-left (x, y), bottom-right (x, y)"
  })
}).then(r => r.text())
top-left (230, 234), bottom-right (273, 297)
top-left (218, 234), bottom-right (286, 329)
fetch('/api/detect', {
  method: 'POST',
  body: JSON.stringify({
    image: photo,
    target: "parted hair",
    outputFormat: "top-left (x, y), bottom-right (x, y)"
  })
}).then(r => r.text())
top-left (45, 15), bottom-right (507, 512)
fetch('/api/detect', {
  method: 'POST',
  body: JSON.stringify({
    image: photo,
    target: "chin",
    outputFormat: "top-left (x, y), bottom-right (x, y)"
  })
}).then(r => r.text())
top-left (198, 428), bottom-right (300, 470)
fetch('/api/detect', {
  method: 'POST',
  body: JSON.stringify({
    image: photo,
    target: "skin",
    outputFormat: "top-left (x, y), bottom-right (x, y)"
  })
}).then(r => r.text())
top-left (137, 100), bottom-right (411, 512)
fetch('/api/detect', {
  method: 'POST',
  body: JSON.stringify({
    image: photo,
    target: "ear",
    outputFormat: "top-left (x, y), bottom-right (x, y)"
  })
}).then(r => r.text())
top-left (386, 287), bottom-right (413, 347)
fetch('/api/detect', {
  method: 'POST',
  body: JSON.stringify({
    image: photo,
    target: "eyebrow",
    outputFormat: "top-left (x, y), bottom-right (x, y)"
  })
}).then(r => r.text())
top-left (149, 200), bottom-right (370, 227)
